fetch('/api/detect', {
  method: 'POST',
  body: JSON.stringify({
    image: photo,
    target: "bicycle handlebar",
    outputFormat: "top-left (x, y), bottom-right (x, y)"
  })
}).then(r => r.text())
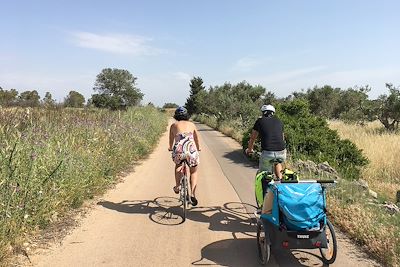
top-left (278, 179), bottom-right (337, 184)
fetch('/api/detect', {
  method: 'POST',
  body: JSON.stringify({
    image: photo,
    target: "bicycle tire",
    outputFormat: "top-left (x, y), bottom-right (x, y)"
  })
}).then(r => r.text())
top-left (319, 219), bottom-right (337, 264)
top-left (257, 220), bottom-right (270, 265)
top-left (182, 175), bottom-right (187, 222)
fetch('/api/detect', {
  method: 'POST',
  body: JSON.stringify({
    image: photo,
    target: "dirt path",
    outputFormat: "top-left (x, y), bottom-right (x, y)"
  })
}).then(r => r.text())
top-left (26, 122), bottom-right (381, 267)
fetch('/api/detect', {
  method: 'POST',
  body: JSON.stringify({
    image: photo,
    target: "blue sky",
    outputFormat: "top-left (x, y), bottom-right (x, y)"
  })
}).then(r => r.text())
top-left (1, 0), bottom-right (399, 106)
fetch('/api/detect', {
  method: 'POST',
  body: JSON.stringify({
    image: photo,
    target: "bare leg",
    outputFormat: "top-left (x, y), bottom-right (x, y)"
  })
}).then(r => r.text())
top-left (189, 165), bottom-right (198, 197)
top-left (275, 163), bottom-right (283, 179)
top-left (175, 164), bottom-right (182, 188)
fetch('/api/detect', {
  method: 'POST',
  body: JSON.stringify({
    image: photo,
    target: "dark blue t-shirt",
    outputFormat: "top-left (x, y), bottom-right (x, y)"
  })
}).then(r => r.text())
top-left (253, 116), bottom-right (285, 151)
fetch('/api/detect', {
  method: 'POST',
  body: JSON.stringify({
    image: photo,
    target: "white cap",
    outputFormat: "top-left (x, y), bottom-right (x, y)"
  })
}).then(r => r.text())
top-left (261, 104), bottom-right (275, 113)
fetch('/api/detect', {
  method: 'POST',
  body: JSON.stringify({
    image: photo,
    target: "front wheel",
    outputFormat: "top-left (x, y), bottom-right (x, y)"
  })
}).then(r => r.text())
top-left (257, 220), bottom-right (270, 265)
top-left (319, 219), bottom-right (337, 265)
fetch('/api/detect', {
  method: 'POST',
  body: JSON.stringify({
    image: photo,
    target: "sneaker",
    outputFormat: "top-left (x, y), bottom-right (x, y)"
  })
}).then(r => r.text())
top-left (190, 196), bottom-right (198, 206)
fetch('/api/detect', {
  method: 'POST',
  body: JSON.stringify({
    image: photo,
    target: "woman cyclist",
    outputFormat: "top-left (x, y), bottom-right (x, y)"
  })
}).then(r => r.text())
top-left (168, 107), bottom-right (201, 206)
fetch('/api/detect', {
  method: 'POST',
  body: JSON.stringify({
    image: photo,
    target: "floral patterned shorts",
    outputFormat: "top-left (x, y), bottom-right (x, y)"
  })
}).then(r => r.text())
top-left (172, 133), bottom-right (199, 167)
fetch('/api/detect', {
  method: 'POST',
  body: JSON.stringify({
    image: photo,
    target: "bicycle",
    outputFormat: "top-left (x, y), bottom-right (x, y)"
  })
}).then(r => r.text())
top-left (178, 159), bottom-right (192, 222)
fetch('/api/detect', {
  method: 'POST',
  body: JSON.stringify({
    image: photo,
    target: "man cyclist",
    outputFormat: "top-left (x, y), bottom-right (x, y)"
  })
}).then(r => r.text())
top-left (246, 104), bottom-right (286, 214)
top-left (168, 107), bottom-right (201, 206)
top-left (246, 104), bottom-right (286, 178)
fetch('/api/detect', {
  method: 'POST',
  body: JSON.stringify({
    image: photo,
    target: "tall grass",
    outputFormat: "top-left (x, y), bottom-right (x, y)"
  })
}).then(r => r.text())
top-left (329, 120), bottom-right (400, 202)
top-left (328, 120), bottom-right (400, 267)
top-left (0, 106), bottom-right (167, 262)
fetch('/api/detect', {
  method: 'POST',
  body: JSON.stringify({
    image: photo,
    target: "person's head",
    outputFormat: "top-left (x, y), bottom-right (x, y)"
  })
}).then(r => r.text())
top-left (174, 106), bottom-right (190, 121)
top-left (260, 104), bottom-right (275, 117)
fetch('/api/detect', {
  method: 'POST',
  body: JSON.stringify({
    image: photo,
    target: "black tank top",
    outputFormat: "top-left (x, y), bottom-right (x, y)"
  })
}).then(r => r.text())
top-left (253, 116), bottom-right (285, 151)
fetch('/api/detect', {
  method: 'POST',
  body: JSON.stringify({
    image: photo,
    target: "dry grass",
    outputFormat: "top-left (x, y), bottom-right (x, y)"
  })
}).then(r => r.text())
top-left (328, 120), bottom-right (400, 266)
top-left (329, 120), bottom-right (400, 202)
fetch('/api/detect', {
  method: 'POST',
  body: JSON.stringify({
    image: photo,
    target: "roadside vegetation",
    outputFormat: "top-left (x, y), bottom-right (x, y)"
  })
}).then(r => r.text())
top-left (0, 67), bottom-right (168, 264)
top-left (189, 77), bottom-right (400, 266)
top-left (0, 106), bottom-right (167, 263)
top-left (328, 121), bottom-right (400, 266)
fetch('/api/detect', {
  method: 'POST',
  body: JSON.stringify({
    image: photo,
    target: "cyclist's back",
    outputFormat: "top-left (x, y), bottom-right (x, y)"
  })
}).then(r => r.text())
top-left (254, 116), bottom-right (285, 152)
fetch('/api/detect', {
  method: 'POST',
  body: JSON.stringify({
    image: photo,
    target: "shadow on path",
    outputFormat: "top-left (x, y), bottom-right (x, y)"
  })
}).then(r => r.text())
top-left (223, 149), bottom-right (258, 169)
top-left (98, 199), bottom-right (314, 266)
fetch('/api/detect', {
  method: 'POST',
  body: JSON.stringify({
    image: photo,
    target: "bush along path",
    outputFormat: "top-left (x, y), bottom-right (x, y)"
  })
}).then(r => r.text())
top-left (0, 106), bottom-right (168, 264)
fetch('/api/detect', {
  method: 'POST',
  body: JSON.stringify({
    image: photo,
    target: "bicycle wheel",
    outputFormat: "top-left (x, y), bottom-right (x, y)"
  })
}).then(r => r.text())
top-left (181, 175), bottom-right (187, 222)
top-left (256, 220), bottom-right (270, 265)
top-left (319, 219), bottom-right (337, 265)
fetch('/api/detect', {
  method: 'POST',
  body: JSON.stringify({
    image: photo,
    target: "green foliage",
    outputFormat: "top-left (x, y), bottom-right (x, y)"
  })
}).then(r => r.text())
top-left (0, 106), bottom-right (167, 261)
top-left (196, 81), bottom-right (269, 129)
top-left (337, 86), bottom-right (371, 124)
top-left (90, 93), bottom-right (121, 110)
top-left (162, 102), bottom-right (179, 108)
top-left (42, 92), bottom-right (56, 108)
top-left (185, 76), bottom-right (205, 115)
top-left (373, 83), bottom-right (400, 131)
top-left (91, 68), bottom-right (143, 110)
top-left (0, 88), bottom-right (18, 107)
top-left (306, 85), bottom-right (341, 118)
top-left (64, 90), bottom-right (85, 108)
top-left (18, 90), bottom-right (40, 107)
top-left (292, 84), bottom-right (400, 130)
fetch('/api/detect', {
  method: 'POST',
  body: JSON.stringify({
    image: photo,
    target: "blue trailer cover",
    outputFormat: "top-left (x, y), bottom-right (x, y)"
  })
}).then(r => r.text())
top-left (277, 183), bottom-right (326, 231)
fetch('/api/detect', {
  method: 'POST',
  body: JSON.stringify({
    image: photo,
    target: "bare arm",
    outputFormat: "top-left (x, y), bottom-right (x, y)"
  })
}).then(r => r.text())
top-left (193, 128), bottom-right (201, 151)
top-left (246, 130), bottom-right (259, 154)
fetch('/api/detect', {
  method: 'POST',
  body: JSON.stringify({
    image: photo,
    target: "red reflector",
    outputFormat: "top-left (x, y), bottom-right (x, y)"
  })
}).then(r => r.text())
top-left (314, 241), bottom-right (321, 247)
top-left (282, 241), bottom-right (289, 248)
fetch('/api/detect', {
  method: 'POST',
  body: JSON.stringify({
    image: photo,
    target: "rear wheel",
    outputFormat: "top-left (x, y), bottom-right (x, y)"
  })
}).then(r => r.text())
top-left (181, 176), bottom-right (187, 222)
top-left (320, 219), bottom-right (337, 265)
top-left (257, 220), bottom-right (270, 265)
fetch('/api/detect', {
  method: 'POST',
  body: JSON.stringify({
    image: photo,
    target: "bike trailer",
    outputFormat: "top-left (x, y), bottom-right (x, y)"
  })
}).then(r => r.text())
top-left (260, 182), bottom-right (329, 249)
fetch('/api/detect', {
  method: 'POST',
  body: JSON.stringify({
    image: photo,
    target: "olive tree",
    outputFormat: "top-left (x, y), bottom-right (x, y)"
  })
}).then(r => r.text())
top-left (91, 68), bottom-right (143, 110)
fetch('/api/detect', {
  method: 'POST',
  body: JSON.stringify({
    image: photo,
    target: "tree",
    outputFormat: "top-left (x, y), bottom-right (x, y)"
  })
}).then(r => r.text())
top-left (64, 91), bottom-right (85, 108)
top-left (0, 88), bottom-right (18, 107)
top-left (372, 83), bottom-right (400, 131)
top-left (306, 85), bottom-right (341, 118)
top-left (18, 90), bottom-right (40, 107)
top-left (42, 92), bottom-right (56, 108)
top-left (90, 94), bottom-right (123, 110)
top-left (92, 68), bottom-right (143, 109)
top-left (337, 86), bottom-right (371, 124)
top-left (185, 76), bottom-right (205, 115)
top-left (263, 91), bottom-right (276, 104)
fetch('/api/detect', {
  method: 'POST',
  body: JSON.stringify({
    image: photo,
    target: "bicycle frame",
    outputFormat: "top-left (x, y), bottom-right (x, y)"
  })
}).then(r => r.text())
top-left (179, 160), bottom-right (191, 222)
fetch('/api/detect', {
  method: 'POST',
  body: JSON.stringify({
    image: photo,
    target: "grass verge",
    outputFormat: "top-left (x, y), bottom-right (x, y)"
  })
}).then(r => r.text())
top-left (0, 106), bottom-right (168, 264)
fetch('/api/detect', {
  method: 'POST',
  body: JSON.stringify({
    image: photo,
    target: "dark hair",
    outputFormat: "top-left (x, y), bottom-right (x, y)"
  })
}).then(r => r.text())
top-left (174, 106), bottom-right (190, 121)
top-left (174, 113), bottom-right (190, 121)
